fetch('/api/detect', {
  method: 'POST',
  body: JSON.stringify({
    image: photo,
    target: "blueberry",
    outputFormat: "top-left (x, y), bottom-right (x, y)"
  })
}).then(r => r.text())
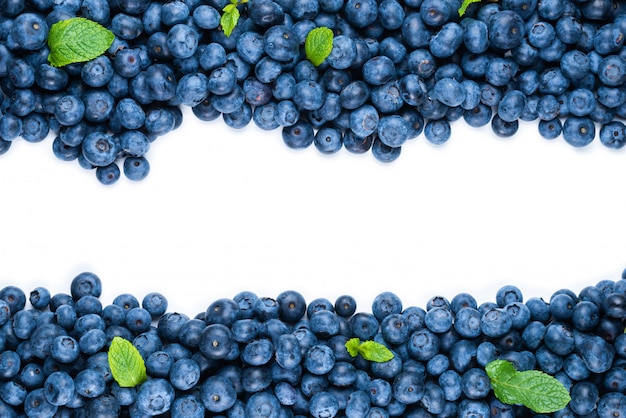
top-left (161, 0), bottom-right (190, 26)
top-left (463, 18), bottom-right (489, 54)
top-left (74, 368), bottom-right (106, 398)
top-left (598, 393), bottom-right (626, 418)
top-left (597, 86), bottom-right (626, 109)
top-left (562, 116), bottom-right (595, 147)
top-left (169, 320), bottom-right (202, 351)
top-left (198, 323), bottom-right (234, 360)
top-left (263, 25), bottom-right (299, 62)
top-left (407, 328), bottom-right (440, 361)
top-left (401, 12), bottom-right (432, 49)
top-left (111, 13), bottom-right (143, 40)
top-left (78, 328), bottom-right (107, 355)
top-left (550, 292), bottom-right (576, 321)
top-left (600, 121), bottom-right (626, 149)
top-left (375, 115), bottom-right (408, 148)
top-left (337, 80), bottom-right (369, 110)
top-left (81, 0), bottom-right (110, 23)
top-left (367, 378), bottom-right (392, 407)
top-left (245, 391), bottom-right (282, 418)
top-left (293, 80), bottom-right (324, 111)
top-left (304, 344), bottom-right (335, 375)
top-left (326, 35), bottom-right (357, 70)
top-left (462, 103), bottom-right (492, 128)
top-left (282, 120), bottom-right (314, 149)
top-left (308, 391), bottom-right (339, 418)
top-left (82, 89), bottom-right (115, 123)
top-left (81, 55), bottom-right (115, 88)
top-left (577, 334), bottom-right (615, 373)
top-left (497, 90), bottom-right (526, 122)
top-left (419, 0), bottom-right (452, 26)
top-left (362, 55), bottom-right (396, 86)
top-left (485, 57), bottom-right (518, 87)
top-left (267, 100), bottom-right (296, 128)
top-left (145, 63), bottom-right (177, 102)
top-left (343, 0), bottom-right (377, 28)
top-left (0, 379), bottom-right (26, 407)
top-left (480, 307), bottom-right (512, 338)
top-left (54, 95), bottom-right (85, 127)
top-left (81, 132), bottom-right (118, 167)
top-left (156, 311), bottom-right (188, 343)
top-left (453, 307), bottom-right (482, 339)
top-left (538, 118), bottom-right (562, 140)
top-left (29, 287), bottom-right (51, 310)
top-left (21, 113), bottom-right (49, 143)
top-left (10, 13), bottom-right (47, 51)
top-left (424, 119), bottom-right (451, 145)
top-left (604, 367), bottom-right (626, 393)
top-left (488, 10), bottom-right (526, 50)
top-left (491, 115), bottom-right (519, 137)
top-left (171, 394), bottom-right (204, 418)
top-left (598, 55), bottom-right (626, 87)
top-left (248, 0), bottom-right (284, 27)
top-left (303, 124), bottom-right (337, 153)
top-left (136, 378), bottom-right (175, 415)
top-left (594, 23), bottom-right (624, 55)
top-left (24, 388), bottom-right (58, 418)
top-left (345, 390), bottom-right (371, 417)
top-left (567, 89), bottom-right (596, 117)
top-left (430, 22), bottom-right (464, 58)
top-left (421, 381), bottom-right (446, 414)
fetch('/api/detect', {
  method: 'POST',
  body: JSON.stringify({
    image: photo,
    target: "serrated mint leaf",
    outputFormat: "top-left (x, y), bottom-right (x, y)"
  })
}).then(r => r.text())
top-left (345, 338), bottom-right (394, 362)
top-left (47, 17), bottom-right (114, 67)
top-left (345, 338), bottom-right (361, 357)
top-left (108, 336), bottom-right (147, 388)
top-left (358, 340), bottom-right (394, 362)
top-left (305, 27), bottom-right (333, 66)
top-left (458, 0), bottom-right (482, 16)
top-left (486, 360), bottom-right (571, 413)
top-left (221, 4), bottom-right (240, 37)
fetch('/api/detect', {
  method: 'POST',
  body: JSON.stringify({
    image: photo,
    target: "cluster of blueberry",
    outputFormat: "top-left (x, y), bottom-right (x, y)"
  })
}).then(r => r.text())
top-left (1, 0), bottom-right (626, 182)
top-left (1, 271), bottom-right (626, 417)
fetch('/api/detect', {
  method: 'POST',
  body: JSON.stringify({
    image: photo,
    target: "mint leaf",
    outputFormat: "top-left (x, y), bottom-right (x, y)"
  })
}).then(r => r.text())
top-left (220, 5), bottom-right (239, 37)
top-left (305, 27), bottom-right (333, 66)
top-left (486, 360), bottom-right (571, 413)
top-left (108, 336), bottom-right (147, 388)
top-left (345, 338), bottom-right (394, 362)
top-left (359, 340), bottom-right (394, 362)
top-left (220, 0), bottom-right (242, 37)
top-left (458, 0), bottom-right (483, 16)
top-left (47, 17), bottom-right (114, 67)
top-left (345, 338), bottom-right (361, 357)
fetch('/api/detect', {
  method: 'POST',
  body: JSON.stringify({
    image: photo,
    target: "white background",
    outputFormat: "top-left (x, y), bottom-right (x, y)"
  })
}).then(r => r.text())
top-left (0, 109), bottom-right (625, 317)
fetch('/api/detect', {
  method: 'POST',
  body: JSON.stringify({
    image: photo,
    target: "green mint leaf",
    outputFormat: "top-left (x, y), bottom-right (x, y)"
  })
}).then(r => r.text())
top-left (220, 4), bottom-right (240, 37)
top-left (358, 340), bottom-right (394, 362)
top-left (458, 0), bottom-right (483, 16)
top-left (486, 360), bottom-right (571, 413)
top-left (108, 336), bottom-right (147, 388)
top-left (47, 17), bottom-right (114, 67)
top-left (346, 338), bottom-right (394, 362)
top-left (345, 338), bottom-right (361, 357)
top-left (486, 360), bottom-right (519, 405)
top-left (305, 27), bottom-right (333, 66)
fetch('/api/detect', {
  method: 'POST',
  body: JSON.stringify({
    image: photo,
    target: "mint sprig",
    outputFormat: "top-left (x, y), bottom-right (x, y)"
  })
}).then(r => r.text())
top-left (47, 17), bottom-right (114, 67)
top-left (305, 27), bottom-right (333, 66)
top-left (220, 0), bottom-right (248, 37)
top-left (458, 0), bottom-right (483, 16)
top-left (486, 360), bottom-right (570, 413)
top-left (108, 336), bottom-right (147, 388)
top-left (345, 338), bottom-right (394, 362)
